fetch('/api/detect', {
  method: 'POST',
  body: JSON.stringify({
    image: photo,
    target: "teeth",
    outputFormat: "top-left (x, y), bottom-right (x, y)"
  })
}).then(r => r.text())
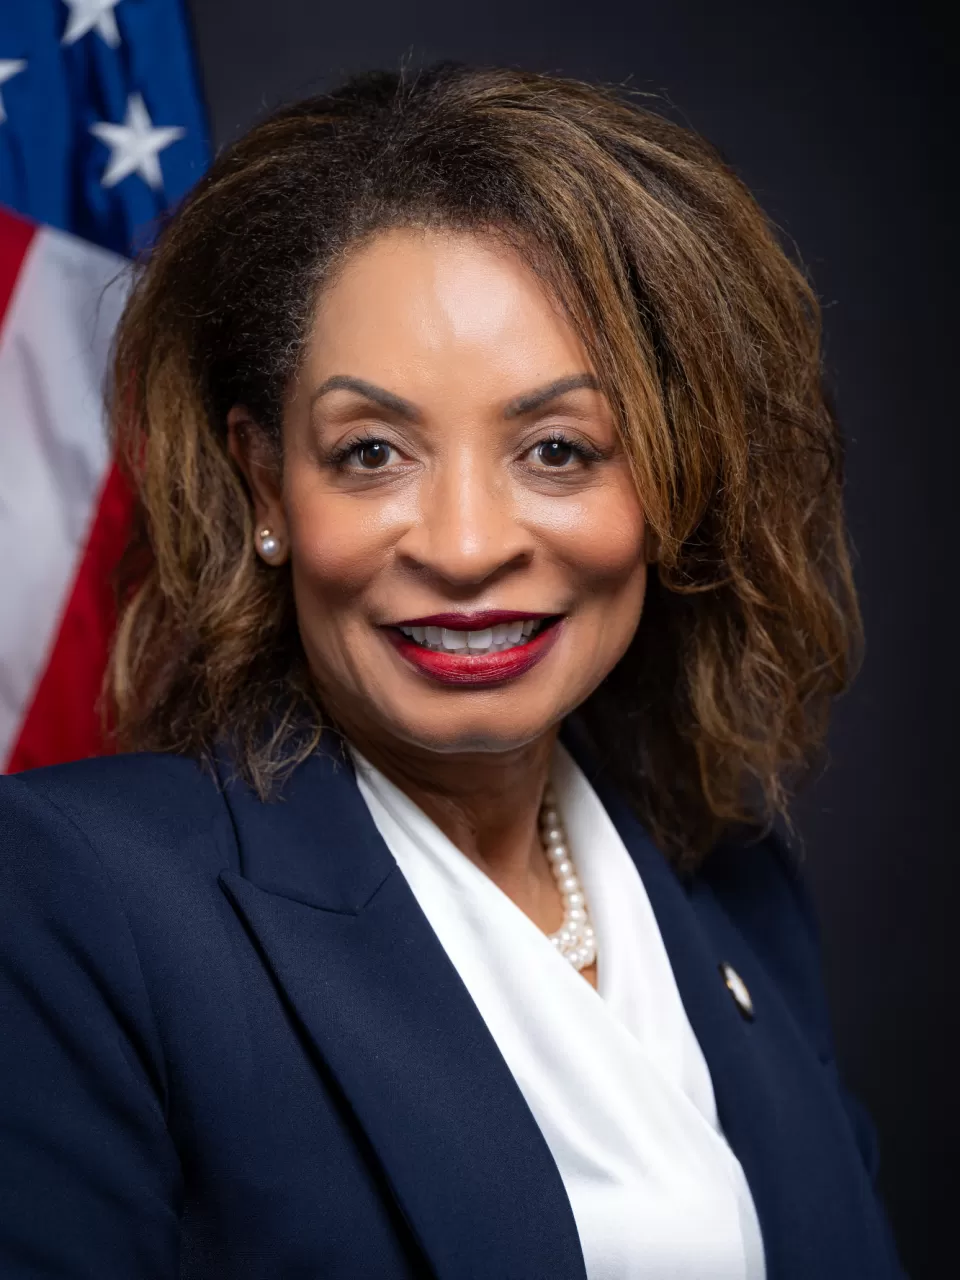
top-left (398, 617), bottom-right (548, 654)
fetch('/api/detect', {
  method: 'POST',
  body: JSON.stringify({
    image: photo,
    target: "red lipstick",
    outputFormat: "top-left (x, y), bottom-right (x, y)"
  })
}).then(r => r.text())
top-left (383, 615), bottom-right (563, 687)
top-left (392, 609), bottom-right (553, 629)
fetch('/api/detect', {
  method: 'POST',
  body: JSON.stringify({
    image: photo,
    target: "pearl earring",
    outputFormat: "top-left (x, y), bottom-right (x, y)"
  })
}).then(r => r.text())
top-left (257, 527), bottom-right (281, 560)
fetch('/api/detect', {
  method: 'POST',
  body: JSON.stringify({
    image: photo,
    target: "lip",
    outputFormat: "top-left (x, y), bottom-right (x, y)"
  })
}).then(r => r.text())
top-left (390, 609), bottom-right (555, 629)
top-left (384, 616), bottom-right (564, 687)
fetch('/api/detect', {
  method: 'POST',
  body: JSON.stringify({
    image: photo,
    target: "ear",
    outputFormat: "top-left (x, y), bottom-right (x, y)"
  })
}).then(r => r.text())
top-left (227, 406), bottom-right (289, 565)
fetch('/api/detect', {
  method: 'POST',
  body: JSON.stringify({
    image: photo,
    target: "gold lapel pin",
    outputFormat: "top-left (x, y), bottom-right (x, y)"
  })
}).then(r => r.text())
top-left (720, 962), bottom-right (754, 1021)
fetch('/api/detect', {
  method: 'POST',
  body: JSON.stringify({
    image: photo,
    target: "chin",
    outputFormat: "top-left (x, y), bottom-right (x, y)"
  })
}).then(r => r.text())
top-left (377, 693), bottom-right (576, 758)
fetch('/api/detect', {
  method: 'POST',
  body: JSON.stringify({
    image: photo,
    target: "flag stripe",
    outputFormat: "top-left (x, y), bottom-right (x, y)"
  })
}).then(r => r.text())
top-left (2, 0), bottom-right (209, 773)
top-left (0, 206), bottom-right (36, 333)
top-left (0, 221), bottom-right (129, 766)
top-left (6, 462), bottom-right (133, 772)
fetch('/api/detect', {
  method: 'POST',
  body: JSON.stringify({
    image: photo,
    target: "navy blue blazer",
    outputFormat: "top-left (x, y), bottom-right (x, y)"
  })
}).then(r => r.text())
top-left (0, 727), bottom-right (905, 1278)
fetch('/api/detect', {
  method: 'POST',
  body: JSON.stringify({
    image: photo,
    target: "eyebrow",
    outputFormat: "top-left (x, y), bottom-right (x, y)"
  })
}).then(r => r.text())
top-left (309, 372), bottom-right (601, 422)
top-left (310, 375), bottom-right (421, 422)
top-left (502, 374), bottom-right (601, 418)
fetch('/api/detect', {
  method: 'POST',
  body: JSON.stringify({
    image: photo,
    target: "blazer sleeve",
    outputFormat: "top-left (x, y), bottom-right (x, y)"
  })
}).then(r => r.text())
top-left (745, 834), bottom-right (909, 1278)
top-left (0, 776), bottom-right (182, 1279)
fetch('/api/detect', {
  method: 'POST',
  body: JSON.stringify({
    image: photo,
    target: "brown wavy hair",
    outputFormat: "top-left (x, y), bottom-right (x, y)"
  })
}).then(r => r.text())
top-left (107, 62), bottom-right (861, 866)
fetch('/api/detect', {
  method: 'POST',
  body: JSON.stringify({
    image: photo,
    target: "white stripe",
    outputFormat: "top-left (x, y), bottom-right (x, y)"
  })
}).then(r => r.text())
top-left (0, 224), bottom-right (130, 764)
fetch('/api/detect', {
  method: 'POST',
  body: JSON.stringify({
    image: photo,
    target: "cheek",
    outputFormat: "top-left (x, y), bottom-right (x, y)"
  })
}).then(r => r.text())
top-left (292, 511), bottom-right (381, 602)
top-left (542, 481), bottom-right (647, 591)
top-left (284, 493), bottom-right (393, 687)
top-left (557, 483), bottom-right (648, 678)
top-left (284, 481), bottom-right (409, 604)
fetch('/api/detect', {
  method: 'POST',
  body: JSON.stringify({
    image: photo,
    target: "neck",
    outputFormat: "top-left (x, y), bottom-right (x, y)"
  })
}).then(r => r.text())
top-left (344, 725), bottom-right (558, 895)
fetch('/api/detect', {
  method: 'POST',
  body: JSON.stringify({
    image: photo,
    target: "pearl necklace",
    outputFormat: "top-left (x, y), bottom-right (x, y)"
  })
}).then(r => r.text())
top-left (539, 785), bottom-right (597, 971)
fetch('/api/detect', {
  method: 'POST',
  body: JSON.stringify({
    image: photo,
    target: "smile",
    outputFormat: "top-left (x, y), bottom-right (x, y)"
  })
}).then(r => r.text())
top-left (396, 618), bottom-right (547, 654)
top-left (383, 612), bottom-right (563, 686)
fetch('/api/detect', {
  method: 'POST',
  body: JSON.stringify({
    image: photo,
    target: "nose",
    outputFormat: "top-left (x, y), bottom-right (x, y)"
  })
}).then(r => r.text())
top-left (396, 451), bottom-right (533, 588)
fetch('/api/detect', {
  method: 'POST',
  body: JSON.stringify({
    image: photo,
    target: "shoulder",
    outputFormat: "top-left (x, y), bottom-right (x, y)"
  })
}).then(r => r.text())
top-left (4, 748), bottom-right (221, 826)
top-left (0, 754), bottom-right (237, 1217)
top-left (699, 825), bottom-right (819, 948)
top-left (0, 751), bottom-right (235, 905)
top-left (3, 749), bottom-right (225, 836)
top-left (696, 827), bottom-right (835, 1062)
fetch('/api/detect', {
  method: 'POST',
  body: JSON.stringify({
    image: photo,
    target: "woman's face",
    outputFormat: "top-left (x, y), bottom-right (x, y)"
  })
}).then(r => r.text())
top-left (244, 228), bottom-right (648, 757)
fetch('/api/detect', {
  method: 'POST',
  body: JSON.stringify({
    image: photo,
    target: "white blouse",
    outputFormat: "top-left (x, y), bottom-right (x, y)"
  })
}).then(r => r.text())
top-left (352, 741), bottom-right (766, 1280)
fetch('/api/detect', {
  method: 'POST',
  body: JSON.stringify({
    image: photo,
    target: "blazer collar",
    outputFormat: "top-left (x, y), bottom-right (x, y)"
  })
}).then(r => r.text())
top-left (214, 724), bottom-right (890, 1280)
top-left (215, 734), bottom-right (394, 912)
top-left (215, 735), bottom-right (587, 1280)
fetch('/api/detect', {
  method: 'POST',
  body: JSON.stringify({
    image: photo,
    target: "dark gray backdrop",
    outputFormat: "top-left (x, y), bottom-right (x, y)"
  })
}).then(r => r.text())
top-left (186, 1), bottom-right (954, 1273)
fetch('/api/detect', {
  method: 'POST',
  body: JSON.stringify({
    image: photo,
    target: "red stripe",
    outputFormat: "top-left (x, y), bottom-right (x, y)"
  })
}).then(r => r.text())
top-left (6, 463), bottom-right (134, 772)
top-left (0, 204), bottom-right (36, 330)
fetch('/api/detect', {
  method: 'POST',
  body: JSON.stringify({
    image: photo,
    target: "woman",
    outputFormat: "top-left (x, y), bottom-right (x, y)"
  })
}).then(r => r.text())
top-left (0, 64), bottom-right (904, 1278)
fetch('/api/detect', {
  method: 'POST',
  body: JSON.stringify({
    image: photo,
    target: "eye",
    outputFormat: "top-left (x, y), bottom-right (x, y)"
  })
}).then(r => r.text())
top-left (525, 432), bottom-right (604, 471)
top-left (330, 436), bottom-right (401, 471)
top-left (535, 439), bottom-right (577, 467)
top-left (354, 440), bottom-right (393, 469)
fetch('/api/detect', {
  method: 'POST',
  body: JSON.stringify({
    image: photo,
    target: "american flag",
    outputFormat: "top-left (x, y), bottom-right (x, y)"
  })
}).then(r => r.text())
top-left (0, 0), bottom-right (209, 771)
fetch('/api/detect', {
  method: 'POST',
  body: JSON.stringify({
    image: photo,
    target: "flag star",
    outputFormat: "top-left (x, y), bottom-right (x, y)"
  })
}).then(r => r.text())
top-left (62, 0), bottom-right (124, 50)
top-left (90, 93), bottom-right (185, 191)
top-left (0, 59), bottom-right (27, 126)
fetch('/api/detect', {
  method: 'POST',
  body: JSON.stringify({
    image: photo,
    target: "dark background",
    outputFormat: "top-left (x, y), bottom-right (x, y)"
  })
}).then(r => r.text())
top-left (186, 1), bottom-right (954, 1273)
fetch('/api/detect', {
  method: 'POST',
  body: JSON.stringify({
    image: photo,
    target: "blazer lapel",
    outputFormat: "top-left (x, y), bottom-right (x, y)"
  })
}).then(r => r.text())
top-left (562, 722), bottom-right (893, 1280)
top-left (215, 740), bottom-right (586, 1280)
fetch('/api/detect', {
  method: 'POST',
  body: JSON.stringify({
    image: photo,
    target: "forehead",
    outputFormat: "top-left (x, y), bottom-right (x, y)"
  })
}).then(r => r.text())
top-left (305, 227), bottom-right (591, 392)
